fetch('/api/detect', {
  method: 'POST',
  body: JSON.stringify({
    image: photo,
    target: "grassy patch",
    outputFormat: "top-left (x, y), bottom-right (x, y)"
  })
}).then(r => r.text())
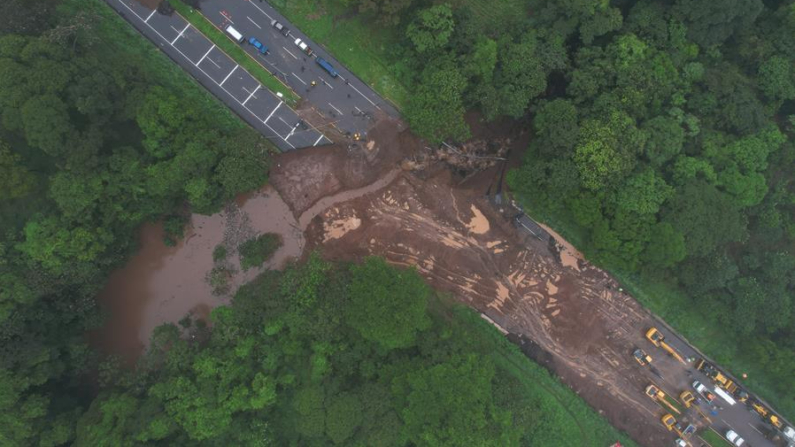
top-left (239, 233), bottom-right (283, 270)
top-left (269, 0), bottom-right (409, 109)
top-left (170, 0), bottom-right (299, 104)
top-left (451, 306), bottom-right (638, 446)
top-left (699, 428), bottom-right (732, 447)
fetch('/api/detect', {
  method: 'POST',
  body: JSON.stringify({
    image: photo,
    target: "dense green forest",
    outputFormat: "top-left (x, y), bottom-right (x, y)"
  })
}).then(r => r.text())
top-left (312, 0), bottom-right (795, 420)
top-left (0, 0), bottom-right (271, 443)
top-left (73, 255), bottom-right (636, 446)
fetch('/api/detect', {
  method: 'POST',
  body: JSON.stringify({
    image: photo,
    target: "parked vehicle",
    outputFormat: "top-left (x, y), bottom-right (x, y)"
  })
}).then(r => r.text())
top-left (713, 386), bottom-right (737, 406)
top-left (271, 19), bottom-right (289, 36)
top-left (294, 38), bottom-right (312, 55)
top-left (248, 37), bottom-right (269, 54)
top-left (692, 381), bottom-right (715, 403)
top-left (680, 391), bottom-right (696, 408)
top-left (225, 25), bottom-right (244, 43)
top-left (726, 429), bottom-right (745, 446)
top-left (316, 57), bottom-right (338, 77)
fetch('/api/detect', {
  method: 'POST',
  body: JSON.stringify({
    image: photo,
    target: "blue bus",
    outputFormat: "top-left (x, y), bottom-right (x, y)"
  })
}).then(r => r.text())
top-left (316, 58), bottom-right (338, 78)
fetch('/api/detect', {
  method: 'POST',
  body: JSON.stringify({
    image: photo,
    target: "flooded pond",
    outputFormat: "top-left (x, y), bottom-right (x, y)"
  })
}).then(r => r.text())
top-left (92, 186), bottom-right (303, 364)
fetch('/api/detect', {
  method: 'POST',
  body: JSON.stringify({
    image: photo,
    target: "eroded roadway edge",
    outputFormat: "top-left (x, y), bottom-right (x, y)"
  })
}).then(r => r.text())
top-left (106, 0), bottom-right (332, 151)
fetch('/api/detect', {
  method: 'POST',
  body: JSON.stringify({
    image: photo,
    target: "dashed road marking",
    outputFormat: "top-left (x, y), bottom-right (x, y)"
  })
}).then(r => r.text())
top-left (197, 44), bottom-right (215, 65)
top-left (219, 65), bottom-right (238, 86)
top-left (246, 0), bottom-right (274, 21)
top-left (112, 0), bottom-right (310, 150)
top-left (220, 11), bottom-right (234, 24)
top-left (291, 72), bottom-right (307, 85)
top-left (246, 16), bottom-right (261, 28)
top-left (285, 122), bottom-right (299, 140)
top-left (282, 47), bottom-right (298, 60)
top-left (748, 423), bottom-right (763, 434)
top-left (354, 106), bottom-right (362, 113)
top-left (328, 103), bottom-right (343, 116)
top-left (278, 116), bottom-right (291, 127)
top-left (242, 85), bottom-right (260, 105)
top-left (171, 23), bottom-right (190, 45)
top-left (264, 102), bottom-right (282, 123)
top-left (321, 77), bottom-right (333, 89)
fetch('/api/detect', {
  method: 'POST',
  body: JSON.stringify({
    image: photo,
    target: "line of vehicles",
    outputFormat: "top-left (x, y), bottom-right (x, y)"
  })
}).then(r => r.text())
top-left (633, 328), bottom-right (795, 447)
top-left (222, 20), bottom-right (339, 78)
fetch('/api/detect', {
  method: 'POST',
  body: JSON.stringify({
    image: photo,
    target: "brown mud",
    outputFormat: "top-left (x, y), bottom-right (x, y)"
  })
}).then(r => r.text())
top-left (267, 114), bottom-right (682, 446)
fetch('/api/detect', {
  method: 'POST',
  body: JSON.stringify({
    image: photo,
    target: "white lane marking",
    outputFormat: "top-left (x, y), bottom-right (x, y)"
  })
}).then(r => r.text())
top-left (348, 82), bottom-right (376, 107)
top-left (246, 16), bottom-right (261, 28)
top-left (242, 85), bottom-right (260, 105)
top-left (282, 47), bottom-right (298, 60)
top-left (291, 72), bottom-right (307, 85)
top-left (321, 77), bottom-right (333, 89)
top-left (145, 10), bottom-right (156, 22)
top-left (313, 135), bottom-right (324, 146)
top-left (354, 106), bottom-right (362, 113)
top-left (246, 0), bottom-right (274, 21)
top-left (264, 102), bottom-right (282, 123)
top-left (197, 44), bottom-right (215, 65)
top-left (748, 423), bottom-right (763, 434)
top-left (338, 74), bottom-right (346, 81)
top-left (219, 65), bottom-right (239, 86)
top-left (278, 116), bottom-right (291, 127)
top-left (171, 23), bottom-right (190, 45)
top-left (285, 123), bottom-right (299, 140)
top-left (328, 103), bottom-right (343, 116)
top-left (112, 0), bottom-right (306, 150)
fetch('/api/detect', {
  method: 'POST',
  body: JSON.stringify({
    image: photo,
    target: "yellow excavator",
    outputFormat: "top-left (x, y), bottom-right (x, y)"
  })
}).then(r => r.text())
top-left (646, 385), bottom-right (681, 414)
top-left (646, 328), bottom-right (687, 365)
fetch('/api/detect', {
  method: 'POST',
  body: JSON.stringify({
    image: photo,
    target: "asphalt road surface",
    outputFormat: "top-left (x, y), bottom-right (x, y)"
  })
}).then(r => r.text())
top-left (105, 0), bottom-right (332, 151)
top-left (197, 0), bottom-right (400, 137)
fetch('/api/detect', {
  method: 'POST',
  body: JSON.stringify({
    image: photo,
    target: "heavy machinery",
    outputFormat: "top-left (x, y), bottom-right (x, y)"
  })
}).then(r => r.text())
top-left (696, 359), bottom-right (738, 393)
top-left (680, 391), bottom-right (696, 408)
top-left (646, 384), bottom-right (681, 414)
top-left (662, 414), bottom-right (677, 431)
top-left (633, 348), bottom-right (652, 366)
top-left (646, 328), bottom-right (687, 365)
top-left (749, 398), bottom-right (784, 429)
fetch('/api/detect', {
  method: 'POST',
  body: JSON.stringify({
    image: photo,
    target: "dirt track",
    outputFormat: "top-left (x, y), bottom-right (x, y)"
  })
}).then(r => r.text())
top-left (269, 116), bottom-right (688, 446)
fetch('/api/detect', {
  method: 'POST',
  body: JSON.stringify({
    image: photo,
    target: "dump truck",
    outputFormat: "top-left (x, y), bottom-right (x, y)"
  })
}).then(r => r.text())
top-left (662, 414), bottom-right (677, 431)
top-left (680, 391), bottom-right (696, 408)
top-left (633, 348), bottom-right (652, 366)
top-left (696, 359), bottom-right (738, 393)
top-left (646, 384), bottom-right (681, 414)
top-left (646, 328), bottom-right (687, 365)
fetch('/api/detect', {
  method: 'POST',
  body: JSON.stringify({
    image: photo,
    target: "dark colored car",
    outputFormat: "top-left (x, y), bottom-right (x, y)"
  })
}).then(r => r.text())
top-left (271, 19), bottom-right (289, 36)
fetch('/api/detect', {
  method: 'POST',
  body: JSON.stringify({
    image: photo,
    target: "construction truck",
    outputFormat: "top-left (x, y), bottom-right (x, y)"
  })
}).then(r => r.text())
top-left (695, 359), bottom-right (738, 393)
top-left (633, 348), bottom-right (652, 366)
top-left (646, 384), bottom-right (681, 414)
top-left (646, 328), bottom-right (687, 365)
top-left (680, 391), bottom-right (696, 408)
top-left (750, 398), bottom-right (784, 429)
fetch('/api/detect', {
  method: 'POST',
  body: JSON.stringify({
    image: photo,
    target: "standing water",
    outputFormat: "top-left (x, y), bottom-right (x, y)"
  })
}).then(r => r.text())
top-left (91, 186), bottom-right (303, 364)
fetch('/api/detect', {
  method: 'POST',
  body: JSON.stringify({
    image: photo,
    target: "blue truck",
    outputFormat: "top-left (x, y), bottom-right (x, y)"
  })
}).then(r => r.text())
top-left (316, 57), bottom-right (338, 78)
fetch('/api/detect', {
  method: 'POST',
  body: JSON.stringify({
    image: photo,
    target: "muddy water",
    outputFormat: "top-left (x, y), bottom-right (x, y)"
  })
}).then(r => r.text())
top-left (92, 186), bottom-right (303, 364)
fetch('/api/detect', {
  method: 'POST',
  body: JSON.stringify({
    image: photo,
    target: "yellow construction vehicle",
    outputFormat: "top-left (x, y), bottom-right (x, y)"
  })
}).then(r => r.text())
top-left (662, 414), bottom-right (677, 431)
top-left (646, 384), bottom-right (681, 414)
top-left (646, 328), bottom-right (687, 365)
top-left (749, 398), bottom-right (783, 428)
top-left (633, 348), bottom-right (652, 366)
top-left (696, 359), bottom-right (738, 393)
top-left (680, 391), bottom-right (696, 408)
